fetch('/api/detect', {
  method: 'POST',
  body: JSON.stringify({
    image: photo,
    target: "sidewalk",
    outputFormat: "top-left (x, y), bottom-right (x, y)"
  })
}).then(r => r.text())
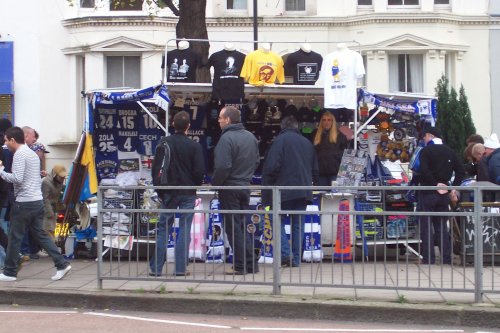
top-left (0, 257), bottom-right (499, 329)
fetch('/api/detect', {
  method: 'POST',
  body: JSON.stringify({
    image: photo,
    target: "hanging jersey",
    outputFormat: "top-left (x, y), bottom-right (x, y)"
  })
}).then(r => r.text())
top-left (114, 107), bottom-right (139, 153)
top-left (137, 104), bottom-right (164, 156)
top-left (164, 48), bottom-right (201, 83)
top-left (116, 129), bottom-right (139, 153)
top-left (94, 127), bottom-right (118, 154)
top-left (183, 99), bottom-right (206, 130)
top-left (284, 49), bottom-right (323, 85)
top-left (207, 49), bottom-right (246, 100)
top-left (240, 49), bottom-right (285, 86)
top-left (321, 49), bottom-right (365, 110)
top-left (94, 105), bottom-right (118, 132)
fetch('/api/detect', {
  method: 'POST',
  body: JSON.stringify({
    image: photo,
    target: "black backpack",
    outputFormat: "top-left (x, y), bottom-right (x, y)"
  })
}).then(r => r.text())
top-left (152, 138), bottom-right (171, 186)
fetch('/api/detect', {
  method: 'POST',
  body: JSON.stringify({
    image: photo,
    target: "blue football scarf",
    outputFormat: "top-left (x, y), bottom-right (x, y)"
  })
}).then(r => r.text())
top-left (205, 198), bottom-right (225, 263)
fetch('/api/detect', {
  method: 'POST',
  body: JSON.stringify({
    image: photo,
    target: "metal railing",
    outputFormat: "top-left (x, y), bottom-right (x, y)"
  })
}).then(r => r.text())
top-left (95, 183), bottom-right (500, 303)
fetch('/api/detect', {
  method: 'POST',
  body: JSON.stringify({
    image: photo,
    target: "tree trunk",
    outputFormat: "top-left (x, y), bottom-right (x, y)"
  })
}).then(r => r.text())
top-left (176, 0), bottom-right (210, 83)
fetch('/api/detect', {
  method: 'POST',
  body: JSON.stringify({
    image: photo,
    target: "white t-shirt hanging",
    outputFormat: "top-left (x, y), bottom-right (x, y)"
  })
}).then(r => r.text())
top-left (321, 49), bottom-right (365, 110)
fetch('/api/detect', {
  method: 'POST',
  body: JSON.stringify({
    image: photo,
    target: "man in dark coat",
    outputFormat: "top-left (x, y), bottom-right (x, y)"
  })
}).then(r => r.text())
top-left (149, 111), bottom-right (205, 277)
top-left (262, 116), bottom-right (318, 267)
top-left (418, 127), bottom-right (465, 265)
top-left (213, 106), bottom-right (260, 275)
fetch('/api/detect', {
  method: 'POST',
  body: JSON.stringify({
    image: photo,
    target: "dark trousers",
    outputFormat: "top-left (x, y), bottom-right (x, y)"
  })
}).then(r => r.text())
top-left (418, 192), bottom-right (452, 264)
top-left (281, 198), bottom-right (307, 266)
top-left (219, 189), bottom-right (256, 272)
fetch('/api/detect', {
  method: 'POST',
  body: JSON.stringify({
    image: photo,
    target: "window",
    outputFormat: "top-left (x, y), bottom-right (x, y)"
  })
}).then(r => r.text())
top-left (388, 54), bottom-right (423, 93)
top-left (388, 0), bottom-right (419, 5)
top-left (80, 0), bottom-right (95, 8)
top-left (285, 0), bottom-right (305, 11)
top-left (0, 95), bottom-right (13, 122)
top-left (445, 54), bottom-right (455, 88)
top-left (106, 56), bottom-right (141, 89)
top-left (227, 0), bottom-right (246, 10)
top-left (358, 0), bottom-right (373, 5)
top-left (109, 0), bottom-right (142, 11)
top-left (434, 0), bottom-right (449, 4)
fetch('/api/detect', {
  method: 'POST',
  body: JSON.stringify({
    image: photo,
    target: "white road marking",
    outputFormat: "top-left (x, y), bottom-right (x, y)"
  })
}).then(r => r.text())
top-left (0, 310), bottom-right (78, 314)
top-left (84, 312), bottom-right (232, 329)
top-left (240, 329), bottom-right (464, 332)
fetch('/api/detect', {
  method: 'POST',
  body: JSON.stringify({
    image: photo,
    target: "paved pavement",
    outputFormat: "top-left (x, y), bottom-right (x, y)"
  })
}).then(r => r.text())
top-left (0, 256), bottom-right (500, 329)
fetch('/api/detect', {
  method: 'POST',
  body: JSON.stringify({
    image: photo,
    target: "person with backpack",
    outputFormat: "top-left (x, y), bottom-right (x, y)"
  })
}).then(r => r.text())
top-left (417, 127), bottom-right (465, 265)
top-left (149, 111), bottom-right (205, 277)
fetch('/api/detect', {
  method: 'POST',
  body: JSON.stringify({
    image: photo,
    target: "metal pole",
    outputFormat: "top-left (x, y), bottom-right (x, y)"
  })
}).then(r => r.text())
top-left (272, 186), bottom-right (281, 295)
top-left (253, 0), bottom-right (258, 50)
top-left (97, 187), bottom-right (103, 289)
top-left (473, 184), bottom-right (484, 303)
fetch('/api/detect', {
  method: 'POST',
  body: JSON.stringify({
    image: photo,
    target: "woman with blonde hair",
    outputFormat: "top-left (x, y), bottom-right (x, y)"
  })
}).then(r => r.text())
top-left (313, 111), bottom-right (349, 186)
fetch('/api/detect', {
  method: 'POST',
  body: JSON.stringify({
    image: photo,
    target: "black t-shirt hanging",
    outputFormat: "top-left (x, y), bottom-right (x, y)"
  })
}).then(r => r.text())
top-left (284, 49), bottom-right (323, 85)
top-left (163, 48), bottom-right (201, 83)
top-left (207, 50), bottom-right (246, 100)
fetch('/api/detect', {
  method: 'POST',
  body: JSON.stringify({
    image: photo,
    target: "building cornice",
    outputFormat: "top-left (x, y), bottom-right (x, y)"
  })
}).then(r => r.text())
top-left (62, 12), bottom-right (500, 29)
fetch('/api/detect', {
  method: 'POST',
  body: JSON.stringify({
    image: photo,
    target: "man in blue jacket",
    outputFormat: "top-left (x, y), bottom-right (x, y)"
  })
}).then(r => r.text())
top-left (213, 106), bottom-right (260, 275)
top-left (262, 116), bottom-right (318, 267)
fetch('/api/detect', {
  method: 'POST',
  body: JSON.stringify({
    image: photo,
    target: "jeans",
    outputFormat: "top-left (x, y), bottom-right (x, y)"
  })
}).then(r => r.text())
top-left (418, 191), bottom-right (452, 264)
top-left (149, 193), bottom-right (195, 275)
top-left (0, 207), bottom-right (9, 234)
top-left (281, 198), bottom-right (307, 266)
top-left (0, 245), bottom-right (5, 269)
top-left (21, 226), bottom-right (40, 255)
top-left (3, 200), bottom-right (68, 277)
top-left (219, 189), bottom-right (256, 273)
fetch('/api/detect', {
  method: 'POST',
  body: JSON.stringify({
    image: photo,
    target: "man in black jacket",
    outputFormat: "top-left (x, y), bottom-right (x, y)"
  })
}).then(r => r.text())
top-left (213, 106), bottom-right (260, 275)
top-left (418, 127), bottom-right (465, 265)
top-left (262, 116), bottom-right (319, 267)
top-left (149, 111), bottom-right (205, 277)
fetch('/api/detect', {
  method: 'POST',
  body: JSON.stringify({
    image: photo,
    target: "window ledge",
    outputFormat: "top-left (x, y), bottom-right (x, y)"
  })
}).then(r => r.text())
top-left (47, 141), bottom-right (80, 146)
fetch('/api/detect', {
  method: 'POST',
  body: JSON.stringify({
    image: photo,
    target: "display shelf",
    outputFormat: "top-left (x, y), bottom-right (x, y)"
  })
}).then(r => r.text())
top-left (165, 82), bottom-right (324, 96)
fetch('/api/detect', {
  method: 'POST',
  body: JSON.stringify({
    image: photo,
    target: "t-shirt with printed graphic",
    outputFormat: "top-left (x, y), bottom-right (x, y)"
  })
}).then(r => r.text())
top-left (163, 48), bottom-right (201, 83)
top-left (321, 49), bottom-right (365, 110)
top-left (284, 49), bottom-right (323, 85)
top-left (240, 49), bottom-right (285, 86)
top-left (207, 49), bottom-right (246, 100)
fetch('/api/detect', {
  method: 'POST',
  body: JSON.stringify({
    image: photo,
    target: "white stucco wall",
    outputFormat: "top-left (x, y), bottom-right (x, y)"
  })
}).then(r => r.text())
top-left (1, 0), bottom-right (497, 170)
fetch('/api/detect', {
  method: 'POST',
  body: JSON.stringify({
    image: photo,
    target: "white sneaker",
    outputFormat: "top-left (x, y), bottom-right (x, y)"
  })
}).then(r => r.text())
top-left (51, 265), bottom-right (71, 281)
top-left (0, 273), bottom-right (17, 282)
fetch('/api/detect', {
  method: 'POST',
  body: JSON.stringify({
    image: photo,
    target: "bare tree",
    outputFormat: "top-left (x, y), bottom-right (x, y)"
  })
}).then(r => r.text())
top-left (175, 1), bottom-right (210, 82)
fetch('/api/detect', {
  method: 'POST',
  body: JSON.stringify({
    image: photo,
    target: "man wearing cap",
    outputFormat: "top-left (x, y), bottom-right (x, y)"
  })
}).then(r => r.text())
top-left (42, 165), bottom-right (67, 241)
top-left (417, 127), bottom-right (465, 265)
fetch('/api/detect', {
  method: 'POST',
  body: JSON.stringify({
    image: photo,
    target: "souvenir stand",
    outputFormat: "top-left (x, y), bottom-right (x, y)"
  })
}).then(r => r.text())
top-left (348, 88), bottom-right (438, 260)
top-left (84, 85), bottom-right (170, 259)
top-left (162, 37), bottom-right (359, 264)
top-left (84, 37), bottom-right (438, 264)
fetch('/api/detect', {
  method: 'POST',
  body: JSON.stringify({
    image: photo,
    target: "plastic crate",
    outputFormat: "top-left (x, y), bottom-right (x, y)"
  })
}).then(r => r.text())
top-left (356, 225), bottom-right (384, 240)
top-left (386, 215), bottom-right (419, 238)
top-left (355, 201), bottom-right (384, 240)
